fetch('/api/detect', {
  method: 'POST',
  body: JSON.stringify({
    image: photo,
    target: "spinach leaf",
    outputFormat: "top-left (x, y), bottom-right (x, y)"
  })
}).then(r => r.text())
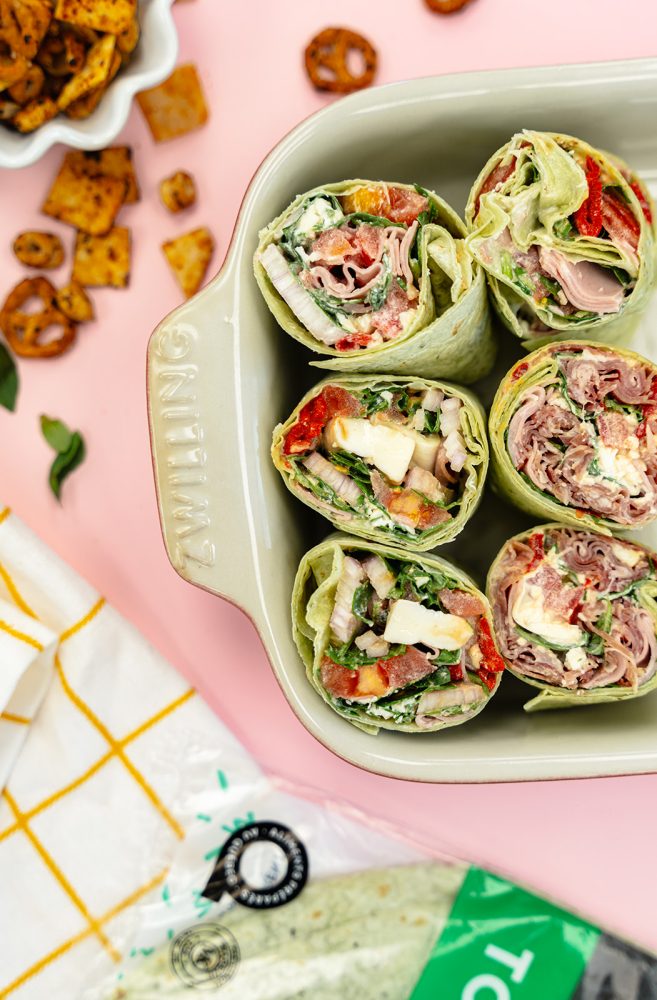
top-left (500, 251), bottom-right (534, 296)
top-left (359, 388), bottom-right (391, 416)
top-left (40, 415), bottom-right (85, 501)
top-left (424, 409), bottom-right (440, 434)
top-left (326, 641), bottom-right (407, 670)
top-left (376, 666), bottom-right (452, 706)
top-left (367, 269), bottom-right (391, 311)
top-left (586, 599), bottom-right (612, 656)
top-left (539, 275), bottom-right (562, 299)
top-left (435, 649), bottom-right (461, 665)
top-left (604, 397), bottom-right (643, 422)
top-left (344, 212), bottom-right (404, 229)
top-left (352, 583), bottom-right (374, 626)
top-left (611, 267), bottom-right (632, 286)
top-left (289, 459), bottom-right (354, 511)
top-left (389, 563), bottom-right (457, 604)
top-left (0, 342), bottom-right (18, 412)
top-left (514, 624), bottom-right (586, 652)
top-left (329, 450), bottom-right (372, 487)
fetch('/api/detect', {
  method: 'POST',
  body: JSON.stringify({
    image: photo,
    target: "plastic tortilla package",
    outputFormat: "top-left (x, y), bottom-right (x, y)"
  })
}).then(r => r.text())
top-left (489, 340), bottom-right (657, 534)
top-left (291, 534), bottom-right (505, 734)
top-left (272, 375), bottom-right (488, 551)
top-left (84, 752), bottom-right (657, 998)
top-left (487, 523), bottom-right (657, 712)
top-left (254, 179), bottom-right (495, 383)
top-left (465, 131), bottom-right (655, 348)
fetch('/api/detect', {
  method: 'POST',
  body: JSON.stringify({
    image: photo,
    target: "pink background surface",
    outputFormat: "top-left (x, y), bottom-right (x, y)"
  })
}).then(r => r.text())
top-left (2, 0), bottom-right (657, 949)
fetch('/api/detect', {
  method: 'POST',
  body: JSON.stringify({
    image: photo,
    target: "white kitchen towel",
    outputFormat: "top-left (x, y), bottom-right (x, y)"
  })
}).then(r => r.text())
top-left (0, 506), bottom-right (263, 999)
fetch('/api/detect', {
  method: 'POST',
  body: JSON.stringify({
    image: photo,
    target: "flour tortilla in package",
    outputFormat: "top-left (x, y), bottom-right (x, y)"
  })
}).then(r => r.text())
top-left (465, 130), bottom-right (655, 348)
top-left (254, 179), bottom-right (495, 383)
top-left (272, 375), bottom-right (488, 551)
top-left (87, 757), bottom-right (657, 998)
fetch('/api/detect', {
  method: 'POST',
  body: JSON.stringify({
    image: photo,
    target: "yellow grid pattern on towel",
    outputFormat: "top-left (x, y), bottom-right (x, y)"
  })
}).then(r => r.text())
top-left (0, 510), bottom-right (196, 993)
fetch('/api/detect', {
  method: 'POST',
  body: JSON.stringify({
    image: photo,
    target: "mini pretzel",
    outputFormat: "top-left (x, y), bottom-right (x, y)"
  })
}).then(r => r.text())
top-left (0, 277), bottom-right (76, 358)
top-left (305, 27), bottom-right (377, 94)
top-left (424, 0), bottom-right (476, 12)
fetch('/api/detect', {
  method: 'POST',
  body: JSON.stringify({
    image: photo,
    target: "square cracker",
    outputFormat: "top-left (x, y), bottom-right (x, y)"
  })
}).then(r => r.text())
top-left (42, 154), bottom-right (126, 235)
top-left (162, 227), bottom-right (214, 299)
top-left (137, 64), bottom-right (208, 143)
top-left (73, 227), bottom-right (131, 288)
top-left (65, 147), bottom-right (140, 203)
top-left (54, 0), bottom-right (136, 35)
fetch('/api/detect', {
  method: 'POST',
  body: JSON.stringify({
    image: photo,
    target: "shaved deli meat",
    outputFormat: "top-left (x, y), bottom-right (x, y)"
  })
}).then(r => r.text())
top-left (502, 344), bottom-right (657, 528)
top-left (489, 526), bottom-right (657, 697)
top-left (305, 545), bottom-right (502, 731)
top-left (274, 377), bottom-right (487, 549)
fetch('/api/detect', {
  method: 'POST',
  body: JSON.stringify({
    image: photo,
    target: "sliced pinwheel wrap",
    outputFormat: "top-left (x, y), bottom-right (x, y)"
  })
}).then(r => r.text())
top-left (272, 374), bottom-right (488, 552)
top-left (489, 340), bottom-right (657, 534)
top-left (293, 535), bottom-right (505, 734)
top-left (254, 179), bottom-right (495, 384)
top-left (487, 523), bottom-right (657, 712)
top-left (465, 131), bottom-right (655, 348)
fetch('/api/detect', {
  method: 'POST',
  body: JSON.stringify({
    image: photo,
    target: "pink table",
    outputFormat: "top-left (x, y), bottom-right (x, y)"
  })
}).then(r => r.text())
top-left (2, 0), bottom-right (656, 950)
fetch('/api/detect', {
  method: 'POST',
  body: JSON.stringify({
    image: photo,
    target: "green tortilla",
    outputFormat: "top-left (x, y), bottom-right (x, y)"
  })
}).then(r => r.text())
top-left (272, 374), bottom-right (488, 552)
top-left (292, 534), bottom-right (502, 735)
top-left (465, 131), bottom-right (656, 349)
top-left (254, 179), bottom-right (495, 384)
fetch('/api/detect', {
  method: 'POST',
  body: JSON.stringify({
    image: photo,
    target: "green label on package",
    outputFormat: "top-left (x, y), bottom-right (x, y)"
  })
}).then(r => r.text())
top-left (412, 867), bottom-right (601, 1000)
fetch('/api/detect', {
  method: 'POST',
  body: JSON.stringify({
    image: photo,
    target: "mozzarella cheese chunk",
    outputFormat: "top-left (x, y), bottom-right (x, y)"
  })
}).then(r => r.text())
top-left (597, 443), bottom-right (645, 494)
top-left (324, 418), bottom-right (415, 484)
top-left (293, 197), bottom-right (344, 239)
top-left (565, 647), bottom-right (589, 672)
top-left (371, 414), bottom-right (442, 473)
top-left (511, 576), bottom-right (583, 647)
top-left (611, 542), bottom-right (643, 568)
top-left (383, 599), bottom-right (473, 651)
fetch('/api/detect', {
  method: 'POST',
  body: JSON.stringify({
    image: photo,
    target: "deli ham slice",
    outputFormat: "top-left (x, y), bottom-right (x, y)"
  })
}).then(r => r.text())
top-left (539, 248), bottom-right (624, 314)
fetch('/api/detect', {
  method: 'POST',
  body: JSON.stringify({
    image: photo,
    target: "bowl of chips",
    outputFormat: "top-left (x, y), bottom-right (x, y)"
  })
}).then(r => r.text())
top-left (0, 0), bottom-right (178, 169)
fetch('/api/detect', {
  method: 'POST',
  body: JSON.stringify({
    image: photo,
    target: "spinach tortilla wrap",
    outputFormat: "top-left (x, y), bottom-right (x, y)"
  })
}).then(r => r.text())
top-left (254, 179), bottom-right (495, 383)
top-left (487, 524), bottom-right (657, 712)
top-left (272, 375), bottom-right (488, 551)
top-left (489, 341), bottom-right (657, 534)
top-left (109, 863), bottom-right (465, 998)
top-left (292, 535), bottom-right (505, 735)
top-left (465, 131), bottom-right (655, 347)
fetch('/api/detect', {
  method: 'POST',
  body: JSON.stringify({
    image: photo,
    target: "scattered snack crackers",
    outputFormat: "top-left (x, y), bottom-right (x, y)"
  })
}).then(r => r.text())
top-left (162, 228), bottom-right (214, 298)
top-left (13, 232), bottom-right (64, 269)
top-left (137, 64), bottom-right (209, 142)
top-left (304, 27), bottom-right (377, 93)
top-left (160, 170), bottom-right (197, 213)
top-left (0, 0), bottom-right (141, 132)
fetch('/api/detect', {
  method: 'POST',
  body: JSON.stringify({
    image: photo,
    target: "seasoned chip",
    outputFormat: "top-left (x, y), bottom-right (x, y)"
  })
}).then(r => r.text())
top-left (0, 0), bottom-right (52, 59)
top-left (42, 154), bottom-right (126, 235)
top-left (0, 95), bottom-right (18, 117)
top-left (54, 0), bottom-right (136, 35)
top-left (36, 26), bottom-right (87, 77)
top-left (8, 62), bottom-right (43, 103)
top-left (137, 64), bottom-right (208, 143)
top-left (160, 170), bottom-right (196, 213)
top-left (0, 47), bottom-right (30, 89)
top-left (65, 146), bottom-right (139, 203)
top-left (56, 31), bottom-right (115, 109)
top-left (116, 16), bottom-right (138, 58)
top-left (13, 93), bottom-right (56, 130)
top-left (63, 46), bottom-right (119, 118)
top-left (73, 226), bottom-right (131, 287)
top-left (13, 231), bottom-right (64, 268)
top-left (56, 279), bottom-right (94, 321)
top-left (0, 276), bottom-right (76, 358)
top-left (162, 227), bottom-right (214, 299)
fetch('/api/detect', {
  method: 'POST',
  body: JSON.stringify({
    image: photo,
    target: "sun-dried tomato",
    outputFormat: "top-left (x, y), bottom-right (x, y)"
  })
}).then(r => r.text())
top-left (573, 157), bottom-right (603, 238)
top-left (526, 531), bottom-right (545, 572)
top-left (477, 618), bottom-right (506, 675)
top-left (336, 333), bottom-right (371, 352)
top-left (630, 181), bottom-right (653, 225)
top-left (511, 362), bottom-right (529, 381)
top-left (601, 189), bottom-right (641, 243)
top-left (449, 663), bottom-right (464, 683)
top-left (638, 404), bottom-right (657, 439)
top-left (283, 394), bottom-right (328, 455)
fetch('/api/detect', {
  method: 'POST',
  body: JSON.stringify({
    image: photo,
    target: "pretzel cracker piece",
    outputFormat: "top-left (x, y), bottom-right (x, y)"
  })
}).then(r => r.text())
top-left (72, 226), bottom-right (131, 288)
top-left (0, 276), bottom-right (76, 358)
top-left (304, 27), bottom-right (377, 93)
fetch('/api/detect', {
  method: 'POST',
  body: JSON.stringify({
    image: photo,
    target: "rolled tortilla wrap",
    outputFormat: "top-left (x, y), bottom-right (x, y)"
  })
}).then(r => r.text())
top-left (465, 131), bottom-right (655, 348)
top-left (487, 523), bottom-right (657, 712)
top-left (272, 374), bottom-right (488, 552)
top-left (489, 341), bottom-right (657, 534)
top-left (254, 179), bottom-right (495, 383)
top-left (292, 534), bottom-right (505, 735)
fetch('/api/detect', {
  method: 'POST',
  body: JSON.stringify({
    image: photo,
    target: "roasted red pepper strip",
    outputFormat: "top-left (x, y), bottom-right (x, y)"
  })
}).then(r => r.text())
top-left (336, 333), bottom-right (371, 352)
top-left (638, 404), bottom-right (657, 439)
top-left (573, 156), bottom-right (603, 238)
top-left (477, 667), bottom-right (498, 691)
top-left (511, 362), bottom-right (529, 381)
top-left (477, 618), bottom-right (506, 679)
top-left (283, 394), bottom-right (328, 455)
top-left (449, 663), bottom-right (464, 683)
top-left (526, 531), bottom-right (545, 572)
top-left (630, 181), bottom-right (653, 225)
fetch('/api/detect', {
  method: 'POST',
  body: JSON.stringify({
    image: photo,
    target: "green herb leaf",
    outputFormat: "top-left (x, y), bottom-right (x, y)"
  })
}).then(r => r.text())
top-left (539, 275), bottom-right (562, 298)
top-left (352, 583), bottom-right (374, 626)
top-left (554, 218), bottom-right (575, 240)
top-left (423, 409), bottom-right (440, 434)
top-left (514, 624), bottom-right (586, 652)
top-left (435, 649), bottom-right (461, 665)
top-left (0, 342), bottom-right (18, 413)
top-left (326, 641), bottom-right (406, 670)
top-left (40, 416), bottom-right (86, 501)
top-left (359, 388), bottom-right (391, 416)
top-left (586, 599), bottom-right (612, 656)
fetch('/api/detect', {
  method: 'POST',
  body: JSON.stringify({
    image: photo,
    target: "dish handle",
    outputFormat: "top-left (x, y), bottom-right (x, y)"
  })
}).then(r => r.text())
top-left (147, 266), bottom-right (257, 615)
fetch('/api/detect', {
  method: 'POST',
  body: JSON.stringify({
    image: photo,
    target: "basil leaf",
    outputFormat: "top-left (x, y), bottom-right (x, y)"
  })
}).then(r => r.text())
top-left (352, 583), bottom-right (374, 626)
top-left (0, 342), bottom-right (18, 412)
top-left (40, 416), bottom-right (86, 501)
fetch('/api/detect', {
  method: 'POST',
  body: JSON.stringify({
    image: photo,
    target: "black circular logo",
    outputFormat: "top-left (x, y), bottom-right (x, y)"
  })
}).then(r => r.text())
top-left (170, 923), bottom-right (240, 991)
top-left (202, 821), bottom-right (309, 910)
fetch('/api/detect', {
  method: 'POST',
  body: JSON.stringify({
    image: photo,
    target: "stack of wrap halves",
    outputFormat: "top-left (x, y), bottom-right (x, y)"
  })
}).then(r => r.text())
top-left (254, 130), bottom-right (657, 731)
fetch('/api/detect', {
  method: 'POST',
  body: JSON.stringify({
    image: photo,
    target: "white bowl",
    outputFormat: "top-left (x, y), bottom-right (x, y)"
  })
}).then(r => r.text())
top-left (0, 0), bottom-right (178, 169)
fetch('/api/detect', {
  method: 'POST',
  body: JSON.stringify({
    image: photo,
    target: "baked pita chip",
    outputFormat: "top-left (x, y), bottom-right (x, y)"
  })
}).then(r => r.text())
top-left (13, 93), bottom-right (56, 129)
top-left (73, 226), bottom-right (131, 287)
top-left (54, 0), bottom-right (136, 35)
top-left (65, 146), bottom-right (139, 203)
top-left (0, 0), bottom-right (52, 59)
top-left (57, 31), bottom-right (115, 109)
top-left (0, 49), bottom-right (30, 90)
top-left (137, 64), bottom-right (208, 142)
top-left (162, 227), bottom-right (214, 298)
top-left (8, 61), bottom-right (43, 103)
top-left (62, 46), bottom-right (119, 118)
top-left (42, 154), bottom-right (126, 234)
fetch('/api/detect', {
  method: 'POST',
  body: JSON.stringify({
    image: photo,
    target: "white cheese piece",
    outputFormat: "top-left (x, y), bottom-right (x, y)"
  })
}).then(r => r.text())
top-left (324, 418), bottom-right (415, 484)
top-left (597, 443), bottom-right (645, 494)
top-left (611, 542), bottom-right (643, 568)
top-left (383, 599), bottom-right (473, 651)
top-left (565, 647), bottom-right (589, 672)
top-left (511, 577), bottom-right (583, 647)
top-left (293, 197), bottom-right (344, 239)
